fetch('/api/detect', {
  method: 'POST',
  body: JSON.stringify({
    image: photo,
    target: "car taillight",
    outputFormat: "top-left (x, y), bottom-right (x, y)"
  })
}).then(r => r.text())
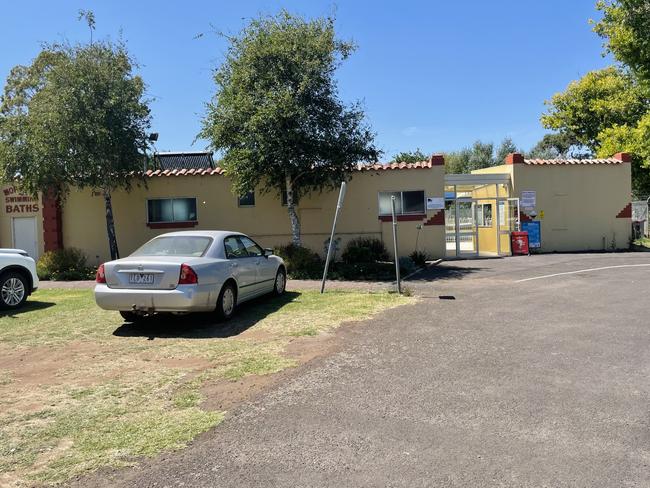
top-left (179, 263), bottom-right (198, 285)
top-left (96, 263), bottom-right (106, 283)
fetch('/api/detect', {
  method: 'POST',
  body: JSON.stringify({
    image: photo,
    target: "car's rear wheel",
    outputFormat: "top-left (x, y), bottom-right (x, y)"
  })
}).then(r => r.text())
top-left (273, 267), bottom-right (286, 296)
top-left (120, 311), bottom-right (144, 323)
top-left (216, 282), bottom-right (237, 320)
top-left (0, 271), bottom-right (28, 310)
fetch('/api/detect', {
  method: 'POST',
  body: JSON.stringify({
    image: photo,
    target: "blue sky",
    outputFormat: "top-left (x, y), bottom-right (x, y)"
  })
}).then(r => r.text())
top-left (1, 1), bottom-right (610, 159)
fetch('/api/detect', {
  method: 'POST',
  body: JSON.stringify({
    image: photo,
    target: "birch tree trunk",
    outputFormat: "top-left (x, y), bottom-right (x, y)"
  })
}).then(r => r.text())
top-left (285, 175), bottom-right (301, 246)
top-left (103, 189), bottom-right (120, 260)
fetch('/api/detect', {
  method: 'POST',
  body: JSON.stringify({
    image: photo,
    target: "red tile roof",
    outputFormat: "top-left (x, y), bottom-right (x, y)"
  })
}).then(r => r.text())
top-left (144, 156), bottom-right (443, 177)
top-left (145, 167), bottom-right (225, 177)
top-left (358, 160), bottom-right (433, 171)
top-left (523, 158), bottom-right (624, 166)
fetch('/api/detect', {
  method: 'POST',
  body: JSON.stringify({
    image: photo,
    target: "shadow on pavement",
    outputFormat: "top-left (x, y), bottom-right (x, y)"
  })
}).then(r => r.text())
top-left (0, 300), bottom-right (56, 318)
top-left (407, 263), bottom-right (485, 282)
top-left (112, 291), bottom-right (301, 340)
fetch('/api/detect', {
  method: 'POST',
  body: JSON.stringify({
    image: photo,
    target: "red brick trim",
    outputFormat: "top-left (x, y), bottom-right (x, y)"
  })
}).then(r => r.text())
top-left (147, 221), bottom-right (198, 229)
top-left (613, 152), bottom-right (632, 163)
top-left (616, 203), bottom-right (632, 218)
top-left (423, 211), bottom-right (445, 226)
top-left (378, 214), bottom-right (426, 222)
top-left (505, 153), bottom-right (524, 165)
top-left (429, 154), bottom-right (445, 166)
top-left (42, 193), bottom-right (63, 252)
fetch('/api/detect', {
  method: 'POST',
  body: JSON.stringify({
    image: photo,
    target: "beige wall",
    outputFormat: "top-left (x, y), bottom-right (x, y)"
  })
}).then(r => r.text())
top-left (0, 184), bottom-right (44, 258)
top-left (476, 163), bottom-right (632, 252)
top-left (61, 167), bottom-right (446, 264)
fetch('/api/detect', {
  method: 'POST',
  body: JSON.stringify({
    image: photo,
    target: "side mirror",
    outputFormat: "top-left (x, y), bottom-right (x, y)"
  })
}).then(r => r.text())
top-left (263, 248), bottom-right (274, 257)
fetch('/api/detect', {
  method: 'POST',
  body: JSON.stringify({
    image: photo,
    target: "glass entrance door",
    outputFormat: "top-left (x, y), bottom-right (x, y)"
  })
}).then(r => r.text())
top-left (456, 199), bottom-right (479, 257)
top-left (496, 198), bottom-right (520, 256)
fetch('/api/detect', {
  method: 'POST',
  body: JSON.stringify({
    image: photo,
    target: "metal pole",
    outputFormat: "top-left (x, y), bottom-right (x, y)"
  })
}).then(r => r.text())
top-left (391, 195), bottom-right (401, 294)
top-left (645, 197), bottom-right (650, 237)
top-left (320, 182), bottom-right (347, 293)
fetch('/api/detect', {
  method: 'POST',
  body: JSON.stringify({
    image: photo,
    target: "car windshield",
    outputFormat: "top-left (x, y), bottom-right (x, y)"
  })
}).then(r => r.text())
top-left (131, 236), bottom-right (212, 257)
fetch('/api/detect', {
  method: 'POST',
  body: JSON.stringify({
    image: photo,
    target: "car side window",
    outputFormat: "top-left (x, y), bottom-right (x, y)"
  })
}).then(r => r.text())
top-left (239, 236), bottom-right (263, 257)
top-left (224, 236), bottom-right (248, 259)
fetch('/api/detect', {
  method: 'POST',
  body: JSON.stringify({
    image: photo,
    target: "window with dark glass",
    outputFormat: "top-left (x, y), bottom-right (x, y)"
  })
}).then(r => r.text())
top-left (147, 198), bottom-right (197, 223)
top-left (238, 192), bottom-right (255, 207)
top-left (239, 236), bottom-right (263, 257)
top-left (378, 191), bottom-right (425, 216)
top-left (223, 236), bottom-right (248, 259)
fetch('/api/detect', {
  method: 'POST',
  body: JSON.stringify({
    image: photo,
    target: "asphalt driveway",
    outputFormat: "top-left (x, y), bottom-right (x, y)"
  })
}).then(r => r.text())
top-left (72, 252), bottom-right (650, 487)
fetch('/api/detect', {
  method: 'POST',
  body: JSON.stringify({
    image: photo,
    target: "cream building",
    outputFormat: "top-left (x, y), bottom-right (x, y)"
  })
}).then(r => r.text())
top-left (0, 152), bottom-right (633, 264)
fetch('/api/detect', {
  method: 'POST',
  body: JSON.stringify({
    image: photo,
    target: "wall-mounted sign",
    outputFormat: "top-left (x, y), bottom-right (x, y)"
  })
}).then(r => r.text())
top-left (521, 191), bottom-right (536, 209)
top-left (3, 185), bottom-right (40, 214)
top-left (522, 221), bottom-right (541, 248)
top-left (426, 197), bottom-right (445, 210)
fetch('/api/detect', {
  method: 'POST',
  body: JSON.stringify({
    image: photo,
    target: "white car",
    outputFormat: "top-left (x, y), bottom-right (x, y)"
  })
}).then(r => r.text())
top-left (94, 231), bottom-right (286, 322)
top-left (0, 249), bottom-right (39, 310)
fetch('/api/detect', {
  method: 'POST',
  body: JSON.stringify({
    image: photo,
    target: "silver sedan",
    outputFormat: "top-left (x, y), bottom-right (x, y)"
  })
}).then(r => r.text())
top-left (94, 230), bottom-right (286, 322)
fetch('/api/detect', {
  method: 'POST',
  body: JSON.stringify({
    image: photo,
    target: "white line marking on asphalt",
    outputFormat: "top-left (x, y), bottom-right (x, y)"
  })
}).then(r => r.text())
top-left (516, 264), bottom-right (650, 283)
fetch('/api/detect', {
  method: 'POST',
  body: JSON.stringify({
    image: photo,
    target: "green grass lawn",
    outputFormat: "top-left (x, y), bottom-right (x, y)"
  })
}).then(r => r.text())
top-left (0, 288), bottom-right (411, 487)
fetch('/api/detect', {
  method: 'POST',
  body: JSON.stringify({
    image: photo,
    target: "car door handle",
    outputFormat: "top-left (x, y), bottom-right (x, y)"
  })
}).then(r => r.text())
top-left (230, 262), bottom-right (238, 268)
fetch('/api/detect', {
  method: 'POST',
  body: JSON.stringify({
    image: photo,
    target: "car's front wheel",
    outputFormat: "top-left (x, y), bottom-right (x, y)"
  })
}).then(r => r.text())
top-left (0, 271), bottom-right (28, 310)
top-left (273, 267), bottom-right (286, 296)
top-left (216, 282), bottom-right (237, 320)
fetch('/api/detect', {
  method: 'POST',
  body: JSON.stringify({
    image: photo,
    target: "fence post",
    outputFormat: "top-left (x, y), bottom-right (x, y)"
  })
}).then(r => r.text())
top-left (391, 195), bottom-right (401, 294)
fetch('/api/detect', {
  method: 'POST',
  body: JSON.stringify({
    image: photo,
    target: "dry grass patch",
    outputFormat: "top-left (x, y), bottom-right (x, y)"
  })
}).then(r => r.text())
top-left (0, 288), bottom-right (411, 486)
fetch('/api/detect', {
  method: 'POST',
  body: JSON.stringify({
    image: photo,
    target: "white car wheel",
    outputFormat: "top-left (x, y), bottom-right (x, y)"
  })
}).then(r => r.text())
top-left (274, 268), bottom-right (286, 295)
top-left (217, 282), bottom-right (237, 320)
top-left (0, 272), bottom-right (27, 310)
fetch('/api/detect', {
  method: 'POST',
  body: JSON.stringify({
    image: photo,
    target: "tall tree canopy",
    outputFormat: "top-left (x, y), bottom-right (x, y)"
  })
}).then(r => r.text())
top-left (541, 67), bottom-right (648, 149)
top-left (392, 149), bottom-right (429, 164)
top-left (200, 11), bottom-right (379, 246)
top-left (541, 1), bottom-right (650, 196)
top-left (444, 138), bottom-right (519, 174)
top-left (0, 39), bottom-right (151, 259)
top-left (595, 0), bottom-right (650, 84)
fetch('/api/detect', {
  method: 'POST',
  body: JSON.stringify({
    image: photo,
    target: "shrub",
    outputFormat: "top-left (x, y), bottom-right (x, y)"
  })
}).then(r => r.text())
top-left (409, 250), bottom-right (428, 267)
top-left (341, 237), bottom-right (389, 264)
top-left (37, 248), bottom-right (93, 281)
top-left (399, 256), bottom-right (416, 275)
top-left (274, 243), bottom-right (323, 279)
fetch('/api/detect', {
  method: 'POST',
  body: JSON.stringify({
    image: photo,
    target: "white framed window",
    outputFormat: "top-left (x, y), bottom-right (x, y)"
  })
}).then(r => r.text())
top-left (238, 192), bottom-right (255, 207)
top-left (378, 190), bottom-right (425, 216)
top-left (477, 203), bottom-right (493, 227)
top-left (498, 201), bottom-right (506, 227)
top-left (147, 197), bottom-right (197, 223)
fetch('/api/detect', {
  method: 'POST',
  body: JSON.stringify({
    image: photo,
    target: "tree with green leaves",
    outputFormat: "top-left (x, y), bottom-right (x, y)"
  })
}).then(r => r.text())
top-left (392, 149), bottom-right (429, 163)
top-left (445, 140), bottom-right (504, 174)
top-left (0, 26), bottom-right (151, 259)
top-left (200, 11), bottom-right (378, 246)
top-left (540, 1), bottom-right (650, 196)
top-left (495, 137), bottom-right (519, 164)
top-left (527, 133), bottom-right (580, 159)
top-left (541, 66), bottom-right (648, 149)
top-left (595, 0), bottom-right (650, 85)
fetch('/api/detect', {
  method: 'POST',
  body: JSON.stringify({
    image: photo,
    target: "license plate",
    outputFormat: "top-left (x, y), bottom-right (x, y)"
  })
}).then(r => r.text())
top-left (129, 273), bottom-right (154, 284)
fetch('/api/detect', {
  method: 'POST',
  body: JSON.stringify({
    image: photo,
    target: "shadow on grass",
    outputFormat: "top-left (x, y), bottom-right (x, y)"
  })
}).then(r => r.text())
top-left (407, 264), bottom-right (485, 282)
top-left (0, 300), bottom-right (56, 318)
top-left (112, 291), bottom-right (302, 340)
